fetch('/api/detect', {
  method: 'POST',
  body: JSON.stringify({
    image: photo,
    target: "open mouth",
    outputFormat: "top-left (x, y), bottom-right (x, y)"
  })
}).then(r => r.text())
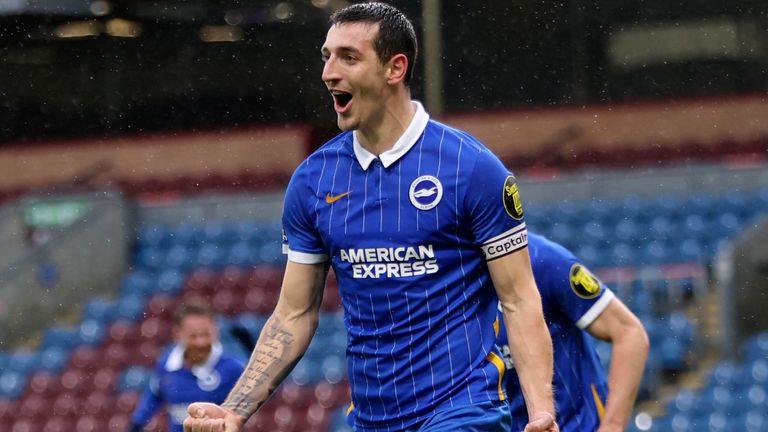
top-left (332, 91), bottom-right (353, 111)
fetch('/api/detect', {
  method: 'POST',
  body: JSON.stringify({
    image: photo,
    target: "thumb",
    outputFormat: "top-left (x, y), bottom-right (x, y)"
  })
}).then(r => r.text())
top-left (524, 413), bottom-right (554, 432)
top-left (187, 402), bottom-right (227, 419)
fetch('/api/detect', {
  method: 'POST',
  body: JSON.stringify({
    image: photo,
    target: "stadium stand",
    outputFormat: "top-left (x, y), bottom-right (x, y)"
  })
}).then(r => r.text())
top-left (1, 174), bottom-right (766, 431)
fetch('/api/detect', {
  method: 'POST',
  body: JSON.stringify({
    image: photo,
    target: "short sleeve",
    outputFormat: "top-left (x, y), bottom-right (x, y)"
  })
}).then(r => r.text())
top-left (541, 246), bottom-right (614, 329)
top-left (465, 148), bottom-right (528, 261)
top-left (281, 167), bottom-right (329, 264)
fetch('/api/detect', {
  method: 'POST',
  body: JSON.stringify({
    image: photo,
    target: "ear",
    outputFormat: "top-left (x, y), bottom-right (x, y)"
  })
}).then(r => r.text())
top-left (386, 53), bottom-right (409, 85)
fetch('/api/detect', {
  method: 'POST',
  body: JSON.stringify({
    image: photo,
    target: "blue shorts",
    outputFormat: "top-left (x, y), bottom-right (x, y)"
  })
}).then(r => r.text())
top-left (417, 400), bottom-right (512, 432)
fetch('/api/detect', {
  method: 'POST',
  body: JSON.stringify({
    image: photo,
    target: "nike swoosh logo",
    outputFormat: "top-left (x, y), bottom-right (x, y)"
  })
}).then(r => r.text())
top-left (325, 191), bottom-right (351, 204)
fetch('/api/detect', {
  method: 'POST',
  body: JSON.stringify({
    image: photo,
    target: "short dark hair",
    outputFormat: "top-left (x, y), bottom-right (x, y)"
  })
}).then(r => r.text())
top-left (174, 298), bottom-right (214, 325)
top-left (330, 2), bottom-right (418, 85)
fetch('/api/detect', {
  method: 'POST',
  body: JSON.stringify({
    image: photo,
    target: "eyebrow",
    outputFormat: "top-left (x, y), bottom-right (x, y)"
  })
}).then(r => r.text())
top-left (321, 46), bottom-right (362, 56)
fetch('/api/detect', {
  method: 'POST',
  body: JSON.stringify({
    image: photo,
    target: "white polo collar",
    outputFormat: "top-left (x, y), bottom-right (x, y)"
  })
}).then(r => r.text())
top-left (353, 100), bottom-right (430, 170)
top-left (165, 342), bottom-right (223, 379)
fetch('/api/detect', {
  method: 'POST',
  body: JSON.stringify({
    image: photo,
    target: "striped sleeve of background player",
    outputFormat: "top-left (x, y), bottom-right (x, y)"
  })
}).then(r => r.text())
top-left (547, 245), bottom-right (615, 330)
top-left (465, 148), bottom-right (528, 261)
top-left (281, 165), bottom-right (329, 264)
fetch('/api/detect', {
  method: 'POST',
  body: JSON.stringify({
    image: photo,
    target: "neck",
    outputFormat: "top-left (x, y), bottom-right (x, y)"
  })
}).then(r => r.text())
top-left (356, 91), bottom-right (415, 156)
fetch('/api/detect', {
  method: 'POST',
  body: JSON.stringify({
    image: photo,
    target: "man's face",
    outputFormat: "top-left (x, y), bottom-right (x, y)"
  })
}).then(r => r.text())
top-left (175, 314), bottom-right (217, 366)
top-left (321, 22), bottom-right (389, 132)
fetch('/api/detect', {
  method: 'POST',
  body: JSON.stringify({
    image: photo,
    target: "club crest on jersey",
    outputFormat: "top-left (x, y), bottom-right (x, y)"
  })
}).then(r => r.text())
top-left (569, 263), bottom-right (602, 299)
top-left (503, 176), bottom-right (524, 220)
top-left (409, 175), bottom-right (443, 210)
top-left (197, 370), bottom-right (222, 391)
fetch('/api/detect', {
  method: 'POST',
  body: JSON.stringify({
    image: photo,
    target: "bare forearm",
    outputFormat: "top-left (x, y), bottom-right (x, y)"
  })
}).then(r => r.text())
top-left (221, 312), bottom-right (316, 420)
top-left (600, 327), bottom-right (649, 430)
top-left (503, 302), bottom-right (554, 417)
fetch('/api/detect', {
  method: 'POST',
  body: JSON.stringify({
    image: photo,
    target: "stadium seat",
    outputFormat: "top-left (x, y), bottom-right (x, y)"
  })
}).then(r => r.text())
top-left (59, 369), bottom-right (90, 397)
top-left (121, 271), bottom-right (155, 297)
top-left (43, 417), bottom-right (76, 432)
top-left (582, 220), bottom-right (608, 246)
top-left (106, 320), bottom-right (142, 346)
top-left (12, 418), bottom-right (45, 432)
top-left (51, 392), bottom-right (84, 417)
top-left (705, 411), bottom-right (730, 432)
top-left (19, 393), bottom-right (50, 418)
top-left (278, 383), bottom-right (315, 409)
top-left (750, 359), bottom-right (768, 385)
top-left (306, 402), bottom-right (331, 430)
top-left (81, 298), bottom-right (118, 324)
top-left (41, 327), bottom-right (80, 351)
top-left (708, 361), bottom-right (737, 388)
top-left (289, 357), bottom-right (322, 385)
top-left (212, 289), bottom-right (241, 316)
top-left (171, 223), bottom-right (205, 248)
top-left (228, 241), bottom-right (258, 266)
top-left (77, 319), bottom-right (107, 346)
top-left (135, 340), bottom-right (163, 368)
top-left (692, 386), bottom-right (735, 417)
top-left (315, 380), bottom-right (347, 409)
top-left (75, 415), bottom-right (108, 432)
top-left (203, 221), bottom-right (237, 246)
top-left (6, 351), bottom-right (39, 375)
top-left (140, 316), bottom-right (173, 343)
top-left (101, 342), bottom-right (131, 369)
top-left (243, 287), bottom-right (277, 315)
top-left (0, 398), bottom-right (19, 422)
top-left (25, 371), bottom-right (62, 399)
top-left (0, 371), bottom-right (27, 398)
top-left (135, 247), bottom-right (165, 272)
top-left (196, 244), bottom-right (228, 269)
top-left (235, 220), bottom-right (267, 244)
top-left (613, 218), bottom-right (641, 245)
top-left (742, 332), bottom-right (768, 361)
top-left (258, 241), bottom-right (284, 264)
top-left (90, 367), bottom-right (119, 393)
top-left (608, 242), bottom-right (638, 266)
top-left (321, 354), bottom-right (346, 384)
top-left (68, 346), bottom-right (100, 372)
top-left (155, 269), bottom-right (185, 295)
top-left (115, 391), bottom-right (140, 414)
top-left (116, 366), bottom-right (152, 392)
top-left (136, 225), bottom-right (172, 250)
top-left (83, 391), bottom-right (114, 419)
top-left (273, 404), bottom-right (297, 432)
top-left (742, 410), bottom-right (768, 432)
top-left (107, 413), bottom-right (131, 431)
top-left (37, 347), bottom-right (70, 373)
top-left (115, 295), bottom-right (148, 322)
top-left (146, 294), bottom-right (178, 321)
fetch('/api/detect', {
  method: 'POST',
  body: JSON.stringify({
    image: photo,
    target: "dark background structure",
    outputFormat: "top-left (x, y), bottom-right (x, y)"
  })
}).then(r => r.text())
top-left (1, 0), bottom-right (766, 143)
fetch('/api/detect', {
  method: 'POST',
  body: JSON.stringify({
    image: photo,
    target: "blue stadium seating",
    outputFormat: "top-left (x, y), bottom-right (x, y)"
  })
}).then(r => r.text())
top-left (3, 188), bottom-right (765, 431)
top-left (41, 326), bottom-right (80, 351)
top-left (77, 319), bottom-right (106, 346)
top-left (116, 365), bottom-right (152, 392)
top-left (0, 371), bottom-right (26, 398)
top-left (81, 297), bottom-right (118, 324)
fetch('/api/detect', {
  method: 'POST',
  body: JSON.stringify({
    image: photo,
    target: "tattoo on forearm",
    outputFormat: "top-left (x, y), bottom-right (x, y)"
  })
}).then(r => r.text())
top-left (222, 316), bottom-right (300, 418)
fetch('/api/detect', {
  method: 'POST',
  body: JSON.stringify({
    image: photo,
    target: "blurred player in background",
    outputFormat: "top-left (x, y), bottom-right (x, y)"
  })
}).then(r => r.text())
top-left (128, 299), bottom-right (244, 432)
top-left (499, 232), bottom-right (649, 432)
top-left (184, 2), bottom-right (557, 432)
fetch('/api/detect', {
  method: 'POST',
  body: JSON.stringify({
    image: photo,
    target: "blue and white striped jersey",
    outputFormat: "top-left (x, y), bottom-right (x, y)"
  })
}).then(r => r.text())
top-left (499, 232), bottom-right (613, 432)
top-left (282, 102), bottom-right (529, 431)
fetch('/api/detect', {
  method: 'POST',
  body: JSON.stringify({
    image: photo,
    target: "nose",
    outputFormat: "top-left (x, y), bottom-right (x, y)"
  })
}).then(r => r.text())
top-left (322, 56), bottom-right (339, 86)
